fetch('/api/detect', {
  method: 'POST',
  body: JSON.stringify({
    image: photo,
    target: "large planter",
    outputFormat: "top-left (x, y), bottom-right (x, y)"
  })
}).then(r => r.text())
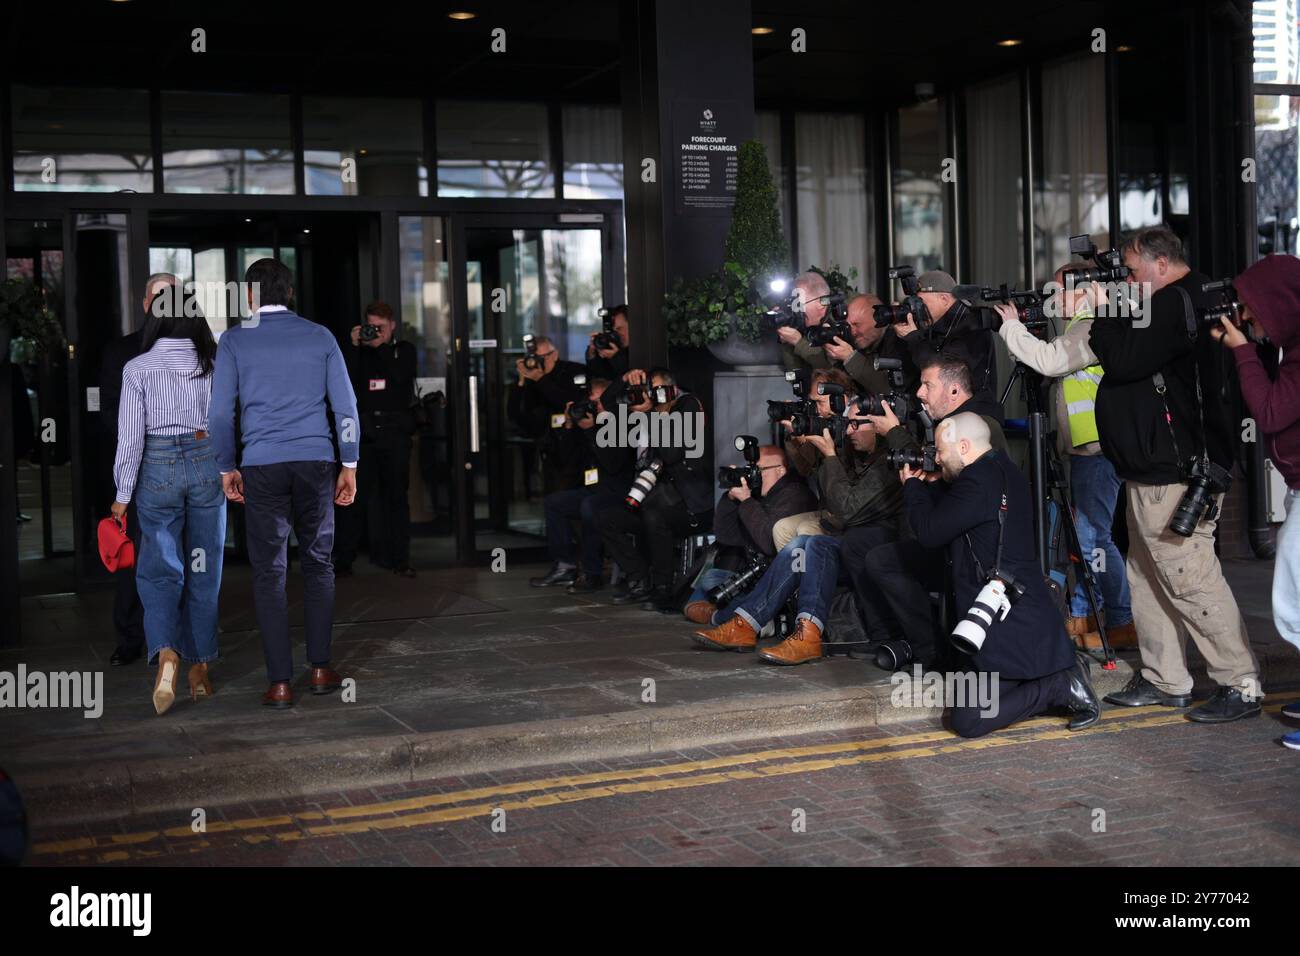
top-left (706, 314), bottom-right (782, 370)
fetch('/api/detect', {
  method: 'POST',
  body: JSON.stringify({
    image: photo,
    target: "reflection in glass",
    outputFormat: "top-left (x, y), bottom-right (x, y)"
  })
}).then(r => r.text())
top-left (303, 97), bottom-right (426, 197)
top-left (437, 101), bottom-right (554, 198)
top-left (892, 101), bottom-right (946, 275)
top-left (12, 86), bottom-right (153, 193)
top-left (162, 91), bottom-right (294, 194)
top-left (1035, 56), bottom-right (1109, 281)
top-left (562, 105), bottom-right (622, 200)
top-left (967, 77), bottom-right (1024, 285)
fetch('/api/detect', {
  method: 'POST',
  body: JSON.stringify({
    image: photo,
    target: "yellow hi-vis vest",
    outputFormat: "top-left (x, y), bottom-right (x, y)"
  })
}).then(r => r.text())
top-left (1061, 304), bottom-right (1103, 447)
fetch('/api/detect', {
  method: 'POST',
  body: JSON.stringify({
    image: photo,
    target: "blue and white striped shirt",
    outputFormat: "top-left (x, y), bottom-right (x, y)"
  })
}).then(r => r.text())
top-left (113, 338), bottom-right (214, 504)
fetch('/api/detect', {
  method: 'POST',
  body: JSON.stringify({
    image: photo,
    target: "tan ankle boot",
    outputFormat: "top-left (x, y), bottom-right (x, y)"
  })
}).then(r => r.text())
top-left (153, 649), bottom-right (180, 715)
top-left (692, 615), bottom-right (757, 652)
top-left (758, 618), bottom-right (823, 666)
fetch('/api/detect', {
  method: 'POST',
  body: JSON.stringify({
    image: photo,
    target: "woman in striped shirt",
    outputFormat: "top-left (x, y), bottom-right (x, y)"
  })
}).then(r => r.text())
top-left (112, 301), bottom-right (225, 715)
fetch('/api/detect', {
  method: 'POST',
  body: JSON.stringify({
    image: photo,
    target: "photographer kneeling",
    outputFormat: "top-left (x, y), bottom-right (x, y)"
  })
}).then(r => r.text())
top-left (596, 367), bottom-right (713, 613)
top-left (996, 266), bottom-right (1136, 652)
top-left (692, 376), bottom-right (904, 666)
top-left (683, 443), bottom-right (816, 625)
top-left (902, 413), bottom-right (1099, 737)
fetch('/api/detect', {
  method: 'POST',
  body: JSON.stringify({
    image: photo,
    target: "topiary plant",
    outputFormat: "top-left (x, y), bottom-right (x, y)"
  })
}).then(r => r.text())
top-left (665, 140), bottom-right (789, 348)
top-left (0, 277), bottom-right (64, 362)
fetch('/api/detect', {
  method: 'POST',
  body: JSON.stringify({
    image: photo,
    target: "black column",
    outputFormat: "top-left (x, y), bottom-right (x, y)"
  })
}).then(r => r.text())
top-left (0, 176), bottom-right (18, 646)
top-left (620, 0), bottom-right (755, 370)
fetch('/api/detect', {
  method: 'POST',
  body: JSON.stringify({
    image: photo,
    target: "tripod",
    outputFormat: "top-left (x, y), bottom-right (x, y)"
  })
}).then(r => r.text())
top-left (1000, 362), bottom-right (1117, 669)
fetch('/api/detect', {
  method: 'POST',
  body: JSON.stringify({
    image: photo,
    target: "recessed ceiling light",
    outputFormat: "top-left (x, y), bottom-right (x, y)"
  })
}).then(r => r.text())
top-left (751, 26), bottom-right (774, 35)
top-left (997, 38), bottom-right (1023, 47)
top-left (448, 11), bottom-right (476, 20)
top-left (358, 148), bottom-right (368, 155)
top-left (244, 218), bottom-right (252, 223)
top-left (1117, 44), bottom-right (1133, 52)
top-left (303, 229), bottom-right (311, 234)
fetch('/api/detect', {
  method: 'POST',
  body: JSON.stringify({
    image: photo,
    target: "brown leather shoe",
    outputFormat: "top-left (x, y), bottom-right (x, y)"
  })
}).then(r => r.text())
top-left (758, 618), bottom-right (823, 666)
top-left (310, 666), bottom-right (343, 695)
top-left (188, 662), bottom-right (213, 701)
top-left (1077, 621), bottom-right (1139, 651)
top-left (684, 600), bottom-right (717, 625)
top-left (152, 648), bottom-right (181, 715)
top-left (692, 615), bottom-right (757, 652)
top-left (262, 681), bottom-right (294, 708)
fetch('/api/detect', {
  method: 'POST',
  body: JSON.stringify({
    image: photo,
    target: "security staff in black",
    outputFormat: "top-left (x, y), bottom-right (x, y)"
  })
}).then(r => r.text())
top-left (507, 335), bottom-right (588, 495)
top-left (335, 302), bottom-right (418, 577)
top-left (900, 412), bottom-right (1099, 738)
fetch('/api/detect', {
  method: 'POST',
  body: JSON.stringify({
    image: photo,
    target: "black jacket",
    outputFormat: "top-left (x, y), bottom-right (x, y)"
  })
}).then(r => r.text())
top-left (1089, 270), bottom-right (1237, 484)
top-left (99, 329), bottom-right (144, 440)
top-left (579, 420), bottom-right (637, 497)
top-left (814, 446), bottom-right (905, 536)
top-left (345, 339), bottom-right (417, 418)
top-left (586, 345), bottom-right (630, 382)
top-left (902, 450), bottom-right (1076, 680)
top-left (903, 301), bottom-right (1003, 420)
top-left (713, 471), bottom-right (817, 556)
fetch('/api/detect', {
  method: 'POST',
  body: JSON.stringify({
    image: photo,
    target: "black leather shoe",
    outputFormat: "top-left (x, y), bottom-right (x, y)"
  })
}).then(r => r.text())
top-left (530, 564), bottom-right (578, 588)
top-left (1103, 673), bottom-right (1193, 708)
top-left (641, 586), bottom-right (681, 614)
top-left (1185, 686), bottom-right (1262, 723)
top-left (109, 647), bottom-right (141, 666)
top-left (566, 575), bottom-right (604, 595)
top-left (393, 564), bottom-right (417, 578)
top-left (611, 578), bottom-right (652, 605)
top-left (1064, 655), bottom-right (1102, 730)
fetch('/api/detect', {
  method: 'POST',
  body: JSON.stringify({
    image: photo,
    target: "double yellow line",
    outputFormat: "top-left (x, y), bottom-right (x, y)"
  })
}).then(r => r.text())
top-left (33, 694), bottom-right (1298, 864)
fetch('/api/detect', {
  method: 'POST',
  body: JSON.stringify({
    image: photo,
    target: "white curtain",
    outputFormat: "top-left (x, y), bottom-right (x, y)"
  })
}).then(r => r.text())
top-left (1036, 55), bottom-right (1110, 282)
top-left (795, 113), bottom-right (872, 288)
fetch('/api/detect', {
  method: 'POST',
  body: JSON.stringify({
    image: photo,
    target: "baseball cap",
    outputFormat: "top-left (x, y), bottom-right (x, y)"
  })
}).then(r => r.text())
top-left (917, 270), bottom-right (957, 294)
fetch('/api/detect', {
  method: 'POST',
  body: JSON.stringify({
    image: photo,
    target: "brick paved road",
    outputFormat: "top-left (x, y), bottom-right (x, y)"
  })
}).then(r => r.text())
top-left (27, 693), bottom-right (1300, 867)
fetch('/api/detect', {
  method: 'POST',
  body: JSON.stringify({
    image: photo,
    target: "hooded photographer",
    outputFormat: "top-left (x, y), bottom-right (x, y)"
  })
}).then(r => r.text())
top-left (1210, 253), bottom-right (1300, 750)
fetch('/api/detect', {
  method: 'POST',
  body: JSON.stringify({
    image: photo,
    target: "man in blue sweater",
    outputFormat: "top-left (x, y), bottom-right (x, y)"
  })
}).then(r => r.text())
top-left (210, 258), bottom-right (361, 708)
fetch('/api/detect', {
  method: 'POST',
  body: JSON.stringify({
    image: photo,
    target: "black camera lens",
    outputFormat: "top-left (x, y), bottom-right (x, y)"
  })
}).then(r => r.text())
top-left (874, 639), bottom-right (913, 672)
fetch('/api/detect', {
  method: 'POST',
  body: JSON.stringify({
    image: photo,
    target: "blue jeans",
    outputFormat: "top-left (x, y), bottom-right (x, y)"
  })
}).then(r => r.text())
top-left (731, 535), bottom-right (840, 633)
top-left (1069, 453), bottom-right (1132, 625)
top-left (687, 567), bottom-right (738, 618)
top-left (134, 434), bottom-right (226, 665)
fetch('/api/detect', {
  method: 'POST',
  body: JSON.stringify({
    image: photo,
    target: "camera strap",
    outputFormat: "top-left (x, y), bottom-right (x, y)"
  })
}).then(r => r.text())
top-left (965, 459), bottom-right (1008, 582)
top-left (1151, 285), bottom-right (1210, 472)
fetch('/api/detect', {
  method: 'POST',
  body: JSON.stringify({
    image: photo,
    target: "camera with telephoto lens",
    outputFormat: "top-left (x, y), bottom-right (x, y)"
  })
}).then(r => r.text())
top-left (971, 283), bottom-right (1050, 333)
top-left (1062, 235), bottom-right (1130, 284)
top-left (708, 550), bottom-right (771, 607)
top-left (593, 306), bottom-right (624, 352)
top-left (874, 639), bottom-right (913, 672)
top-left (626, 455), bottom-right (664, 510)
top-left (849, 357), bottom-right (917, 424)
top-left (806, 313), bottom-right (853, 348)
top-left (522, 333), bottom-right (544, 371)
top-left (765, 289), bottom-right (807, 331)
top-left (886, 445), bottom-right (939, 473)
top-left (1200, 279), bottom-right (1244, 330)
top-left (1169, 457), bottom-right (1233, 537)
top-left (873, 265), bottom-right (930, 329)
top-left (950, 571), bottom-right (1026, 656)
top-left (620, 381), bottom-right (677, 406)
top-left (718, 435), bottom-right (763, 495)
top-left (359, 321), bottom-right (381, 342)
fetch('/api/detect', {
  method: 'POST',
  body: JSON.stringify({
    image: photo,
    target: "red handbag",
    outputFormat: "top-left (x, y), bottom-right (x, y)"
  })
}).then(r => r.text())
top-left (97, 514), bottom-right (135, 572)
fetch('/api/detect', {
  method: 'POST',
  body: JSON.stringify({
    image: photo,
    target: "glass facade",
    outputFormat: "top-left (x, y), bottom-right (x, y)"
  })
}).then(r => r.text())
top-left (437, 101), bottom-right (554, 198)
top-left (796, 112), bottom-right (870, 284)
top-left (303, 97), bottom-right (427, 197)
top-left (161, 91), bottom-right (295, 195)
top-left (11, 86), bottom-right (153, 193)
top-left (892, 100), bottom-right (947, 276)
top-left (561, 105), bottom-right (622, 200)
top-left (1254, 0), bottom-right (1300, 256)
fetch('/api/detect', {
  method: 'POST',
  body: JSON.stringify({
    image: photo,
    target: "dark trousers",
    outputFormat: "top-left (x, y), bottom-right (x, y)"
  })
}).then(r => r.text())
top-left (112, 498), bottom-right (145, 654)
top-left (597, 490), bottom-right (699, 586)
top-left (864, 539), bottom-right (945, 661)
top-left (545, 486), bottom-right (622, 577)
top-left (336, 425), bottom-right (411, 568)
top-left (243, 461), bottom-right (337, 684)
top-left (838, 524), bottom-right (902, 643)
top-left (949, 668), bottom-right (1070, 738)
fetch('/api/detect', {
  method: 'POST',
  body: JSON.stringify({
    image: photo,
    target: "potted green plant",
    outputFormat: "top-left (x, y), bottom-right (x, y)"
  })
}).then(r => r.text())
top-left (663, 139), bottom-right (789, 367)
top-left (0, 277), bottom-right (64, 365)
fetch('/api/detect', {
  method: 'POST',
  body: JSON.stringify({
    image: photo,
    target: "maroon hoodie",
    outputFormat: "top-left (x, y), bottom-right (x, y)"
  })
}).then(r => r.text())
top-left (1232, 254), bottom-right (1300, 487)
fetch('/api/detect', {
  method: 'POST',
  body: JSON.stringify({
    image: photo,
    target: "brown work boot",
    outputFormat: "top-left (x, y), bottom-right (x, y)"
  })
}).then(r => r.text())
top-left (684, 600), bottom-right (717, 625)
top-left (692, 615), bottom-right (757, 652)
top-left (757, 618), bottom-right (823, 666)
top-left (1078, 620), bottom-right (1139, 652)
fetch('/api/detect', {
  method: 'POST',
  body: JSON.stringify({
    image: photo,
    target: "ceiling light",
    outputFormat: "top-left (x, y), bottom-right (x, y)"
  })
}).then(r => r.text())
top-left (752, 26), bottom-right (774, 35)
top-left (1117, 44), bottom-right (1133, 52)
top-left (448, 11), bottom-right (476, 20)
top-left (997, 38), bottom-right (1023, 47)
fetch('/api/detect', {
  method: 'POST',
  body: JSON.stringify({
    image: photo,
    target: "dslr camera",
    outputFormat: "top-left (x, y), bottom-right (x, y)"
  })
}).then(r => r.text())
top-left (593, 306), bottom-right (624, 352)
top-left (1200, 279), bottom-right (1243, 330)
top-left (707, 548), bottom-right (771, 608)
top-left (766, 369), bottom-right (814, 427)
top-left (1062, 235), bottom-right (1129, 285)
top-left (1170, 457), bottom-right (1233, 537)
top-left (567, 373), bottom-right (599, 423)
top-left (873, 265), bottom-right (929, 329)
top-left (951, 570), bottom-right (1026, 656)
top-left (522, 333), bottom-right (544, 371)
top-left (972, 283), bottom-right (1050, 334)
top-left (718, 435), bottom-right (763, 495)
top-left (886, 445), bottom-right (939, 473)
top-left (850, 357), bottom-right (917, 423)
top-left (359, 321), bottom-right (381, 342)
top-left (805, 295), bottom-right (853, 348)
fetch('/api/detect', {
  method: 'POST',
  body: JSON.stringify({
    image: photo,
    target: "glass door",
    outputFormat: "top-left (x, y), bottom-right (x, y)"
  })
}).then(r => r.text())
top-left (449, 214), bottom-right (615, 561)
